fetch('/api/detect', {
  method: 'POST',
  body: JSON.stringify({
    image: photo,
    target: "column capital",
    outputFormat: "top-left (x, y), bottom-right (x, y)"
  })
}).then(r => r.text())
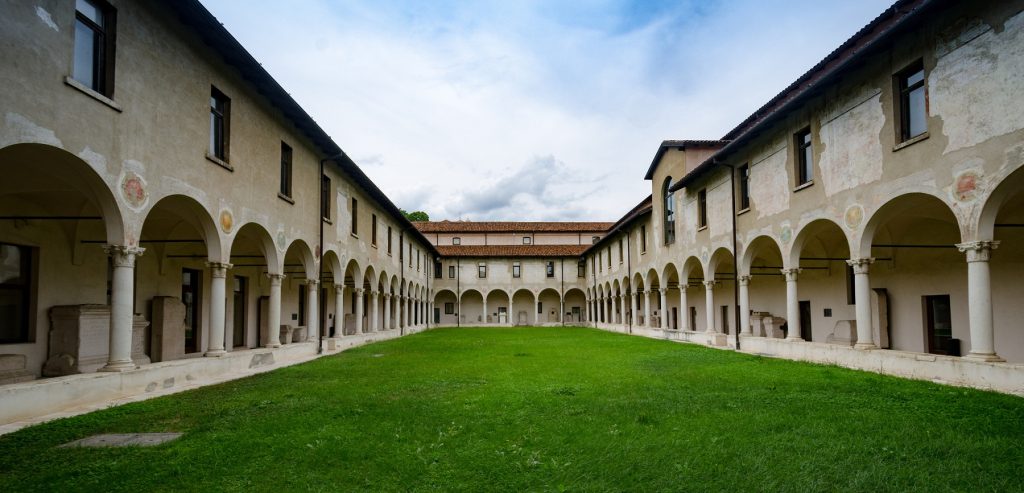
top-left (104, 245), bottom-right (145, 267)
top-left (846, 257), bottom-right (874, 274)
top-left (369, 290), bottom-right (379, 297)
top-left (266, 272), bottom-right (286, 284)
top-left (957, 240), bottom-right (999, 262)
top-left (738, 275), bottom-right (751, 286)
top-left (781, 268), bottom-right (800, 282)
top-left (304, 279), bottom-right (320, 286)
top-left (383, 293), bottom-right (392, 300)
top-left (354, 287), bottom-right (365, 296)
top-left (335, 285), bottom-right (345, 295)
top-left (206, 261), bottom-right (233, 277)
top-left (702, 280), bottom-right (716, 288)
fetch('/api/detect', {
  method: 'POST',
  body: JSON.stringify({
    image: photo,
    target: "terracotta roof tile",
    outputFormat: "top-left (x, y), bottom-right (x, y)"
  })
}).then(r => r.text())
top-left (435, 245), bottom-right (590, 258)
top-left (414, 221), bottom-right (614, 233)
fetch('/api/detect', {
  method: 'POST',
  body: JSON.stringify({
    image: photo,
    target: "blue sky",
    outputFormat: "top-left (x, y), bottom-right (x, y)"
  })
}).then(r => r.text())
top-left (202, 0), bottom-right (894, 221)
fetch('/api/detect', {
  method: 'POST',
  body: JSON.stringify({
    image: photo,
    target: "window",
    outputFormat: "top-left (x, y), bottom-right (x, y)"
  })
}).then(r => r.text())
top-left (409, 244), bottom-right (413, 267)
top-left (0, 243), bottom-right (33, 344)
top-left (387, 226), bottom-right (393, 254)
top-left (618, 239), bottom-right (623, 263)
top-left (448, 265), bottom-right (456, 279)
top-left (522, 237), bottom-right (531, 245)
top-left (607, 247), bottom-right (611, 268)
top-left (478, 263), bottom-right (487, 278)
top-left (417, 250), bottom-right (421, 271)
top-left (279, 143), bottom-right (292, 198)
top-left (350, 198), bottom-right (358, 235)
top-left (598, 252), bottom-right (602, 272)
top-left (209, 87), bottom-right (230, 161)
top-left (371, 215), bottom-right (377, 246)
top-left (897, 60), bottom-right (927, 142)
top-left (321, 176), bottom-right (331, 220)
top-left (738, 164), bottom-right (750, 210)
top-left (697, 189), bottom-right (707, 229)
top-left (444, 302), bottom-right (455, 315)
top-left (591, 236), bottom-right (600, 244)
top-left (577, 262), bottom-right (585, 278)
top-left (640, 225), bottom-right (647, 252)
top-left (513, 262), bottom-right (521, 278)
top-left (453, 237), bottom-right (461, 245)
top-left (73, 0), bottom-right (115, 97)
top-left (663, 177), bottom-right (675, 244)
top-left (538, 302), bottom-right (543, 314)
top-left (795, 127), bottom-right (813, 186)
top-left (434, 261), bottom-right (442, 279)
top-left (545, 261), bottom-right (555, 278)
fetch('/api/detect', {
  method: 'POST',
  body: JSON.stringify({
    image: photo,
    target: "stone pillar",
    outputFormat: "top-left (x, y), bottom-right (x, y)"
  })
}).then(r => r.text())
top-left (846, 258), bottom-right (876, 349)
top-left (395, 295), bottom-right (403, 329)
top-left (659, 288), bottom-right (668, 330)
top-left (205, 262), bottom-right (231, 356)
top-left (306, 280), bottom-right (319, 341)
top-left (738, 275), bottom-right (751, 336)
top-left (957, 241), bottom-right (1004, 362)
top-left (704, 280), bottom-right (716, 333)
top-left (483, 295), bottom-right (489, 325)
top-left (334, 285), bottom-right (345, 336)
top-left (508, 292), bottom-right (514, 326)
top-left (100, 245), bottom-right (144, 372)
top-left (782, 268), bottom-right (802, 341)
top-left (354, 288), bottom-right (365, 333)
top-left (643, 290), bottom-right (651, 327)
top-left (679, 285), bottom-right (689, 331)
top-left (369, 290), bottom-right (379, 332)
top-left (383, 293), bottom-right (392, 330)
top-left (405, 296), bottom-right (411, 327)
top-left (619, 294), bottom-right (626, 326)
top-left (265, 273), bottom-right (285, 347)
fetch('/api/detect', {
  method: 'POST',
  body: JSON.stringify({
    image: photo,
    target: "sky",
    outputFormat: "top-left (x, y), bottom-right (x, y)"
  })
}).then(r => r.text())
top-left (201, 0), bottom-right (894, 222)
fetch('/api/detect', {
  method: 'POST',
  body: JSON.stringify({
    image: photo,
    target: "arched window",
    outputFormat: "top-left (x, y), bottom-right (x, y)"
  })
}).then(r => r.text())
top-left (663, 177), bottom-right (676, 244)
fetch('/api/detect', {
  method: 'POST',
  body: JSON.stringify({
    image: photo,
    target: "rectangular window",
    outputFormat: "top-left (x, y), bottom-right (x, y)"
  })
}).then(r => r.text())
top-left (73, 0), bottom-right (115, 97)
top-left (738, 164), bottom-right (750, 210)
top-left (409, 244), bottom-right (413, 267)
top-left (577, 262), bottom-right (585, 278)
top-left (846, 264), bottom-right (856, 305)
top-left (416, 250), bottom-right (420, 271)
top-left (607, 248), bottom-right (611, 267)
top-left (618, 239), bottom-right (623, 263)
top-left (444, 302), bottom-right (455, 315)
top-left (546, 261), bottom-right (555, 278)
top-left (453, 237), bottom-right (461, 245)
top-left (598, 252), bottom-right (602, 272)
top-left (279, 143), bottom-right (292, 198)
top-left (209, 87), bottom-right (230, 161)
top-left (512, 262), bottom-right (521, 278)
top-left (522, 237), bottom-right (531, 245)
top-left (0, 243), bottom-right (33, 344)
top-left (592, 236), bottom-right (600, 244)
top-left (538, 302), bottom-right (543, 314)
top-left (434, 261), bottom-right (442, 279)
top-left (697, 189), bottom-right (708, 229)
top-left (478, 263), bottom-right (487, 278)
top-left (371, 215), bottom-right (378, 246)
top-left (897, 60), bottom-right (927, 142)
top-left (387, 226), bottom-right (393, 254)
top-left (350, 198), bottom-right (358, 235)
top-left (321, 176), bottom-right (331, 220)
top-left (640, 225), bottom-right (647, 252)
top-left (448, 265), bottom-right (456, 279)
top-left (795, 128), bottom-right (813, 186)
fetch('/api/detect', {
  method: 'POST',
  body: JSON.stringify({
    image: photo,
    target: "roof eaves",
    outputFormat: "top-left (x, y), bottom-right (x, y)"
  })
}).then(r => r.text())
top-left (643, 140), bottom-right (729, 181)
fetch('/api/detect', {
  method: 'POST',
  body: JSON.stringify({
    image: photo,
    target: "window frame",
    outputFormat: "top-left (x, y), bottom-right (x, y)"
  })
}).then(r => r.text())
top-left (545, 261), bottom-right (555, 278)
top-left (370, 214), bottom-right (377, 246)
top-left (640, 225), bottom-right (648, 253)
top-left (279, 142), bottom-right (292, 199)
top-left (896, 59), bottom-right (927, 143)
top-left (0, 243), bottom-right (34, 344)
top-left (697, 189), bottom-right (708, 229)
top-left (320, 175), bottom-right (331, 220)
top-left (522, 236), bottom-right (532, 245)
top-left (663, 177), bottom-right (676, 244)
top-left (72, 0), bottom-right (116, 97)
top-left (478, 263), bottom-right (487, 279)
top-left (738, 163), bottom-right (750, 211)
top-left (795, 127), bottom-right (813, 187)
top-left (209, 86), bottom-right (230, 162)
top-left (387, 226), bottom-right (393, 254)
top-left (448, 265), bottom-right (456, 279)
top-left (512, 262), bottom-right (521, 278)
top-left (350, 198), bottom-right (358, 236)
top-left (453, 237), bottom-right (461, 245)
top-left (444, 302), bottom-right (455, 315)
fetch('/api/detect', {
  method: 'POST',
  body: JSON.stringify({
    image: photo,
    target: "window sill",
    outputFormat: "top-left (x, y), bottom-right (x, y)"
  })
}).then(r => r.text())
top-left (277, 193), bottom-right (295, 205)
top-left (205, 153), bottom-right (233, 172)
top-left (697, 225), bottom-right (708, 232)
top-left (322, 217), bottom-right (332, 225)
top-left (64, 76), bottom-right (122, 112)
top-left (351, 233), bottom-right (359, 239)
top-left (737, 207), bottom-right (751, 216)
top-left (893, 132), bottom-right (929, 152)
top-left (793, 180), bottom-right (814, 193)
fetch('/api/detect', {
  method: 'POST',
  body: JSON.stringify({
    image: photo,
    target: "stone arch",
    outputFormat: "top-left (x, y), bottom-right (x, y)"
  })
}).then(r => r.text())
top-left (740, 234), bottom-right (783, 277)
top-left (538, 287), bottom-right (562, 324)
top-left (858, 193), bottom-right (961, 260)
top-left (283, 239), bottom-right (317, 280)
top-left (141, 194), bottom-right (224, 263)
top-left (788, 218), bottom-right (851, 269)
top-left (977, 165), bottom-right (1024, 242)
top-left (460, 288), bottom-right (485, 325)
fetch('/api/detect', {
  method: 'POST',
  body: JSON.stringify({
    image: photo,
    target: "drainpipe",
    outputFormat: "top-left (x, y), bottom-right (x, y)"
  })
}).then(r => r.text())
top-left (456, 257), bottom-right (461, 327)
top-left (717, 159), bottom-right (741, 351)
top-left (560, 258), bottom-right (565, 327)
top-left (626, 228), bottom-right (633, 334)
top-left (399, 230), bottom-right (405, 336)
top-left (318, 152), bottom-right (345, 354)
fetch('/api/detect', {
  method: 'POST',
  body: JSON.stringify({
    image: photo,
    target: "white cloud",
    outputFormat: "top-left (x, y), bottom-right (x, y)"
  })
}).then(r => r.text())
top-left (201, 0), bottom-right (893, 222)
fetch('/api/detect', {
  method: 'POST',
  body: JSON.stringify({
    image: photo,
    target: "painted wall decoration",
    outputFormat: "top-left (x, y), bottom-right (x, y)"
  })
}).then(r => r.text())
top-left (119, 171), bottom-right (148, 210)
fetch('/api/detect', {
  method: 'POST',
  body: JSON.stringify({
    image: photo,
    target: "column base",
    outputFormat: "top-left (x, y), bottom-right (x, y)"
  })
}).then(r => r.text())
top-left (963, 351), bottom-right (1005, 363)
top-left (264, 343), bottom-right (281, 349)
top-left (204, 349), bottom-right (227, 357)
top-left (786, 337), bottom-right (804, 342)
top-left (98, 360), bottom-right (136, 372)
top-left (853, 342), bottom-right (878, 350)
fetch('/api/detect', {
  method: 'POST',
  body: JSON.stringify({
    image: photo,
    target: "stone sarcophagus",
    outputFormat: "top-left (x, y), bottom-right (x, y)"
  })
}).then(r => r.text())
top-left (44, 305), bottom-right (152, 376)
top-left (150, 296), bottom-right (186, 363)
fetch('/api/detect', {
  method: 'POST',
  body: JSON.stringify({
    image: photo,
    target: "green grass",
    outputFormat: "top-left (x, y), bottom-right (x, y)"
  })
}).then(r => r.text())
top-left (1, 327), bottom-right (1022, 492)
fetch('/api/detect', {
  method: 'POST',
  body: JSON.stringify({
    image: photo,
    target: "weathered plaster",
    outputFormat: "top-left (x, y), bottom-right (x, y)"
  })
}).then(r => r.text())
top-left (818, 90), bottom-right (885, 196)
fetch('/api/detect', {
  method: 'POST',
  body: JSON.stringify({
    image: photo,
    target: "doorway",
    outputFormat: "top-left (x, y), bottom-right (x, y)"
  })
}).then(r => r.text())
top-left (182, 268), bottom-right (201, 354)
top-left (924, 295), bottom-right (954, 355)
top-left (232, 276), bottom-right (247, 348)
top-left (799, 300), bottom-right (812, 341)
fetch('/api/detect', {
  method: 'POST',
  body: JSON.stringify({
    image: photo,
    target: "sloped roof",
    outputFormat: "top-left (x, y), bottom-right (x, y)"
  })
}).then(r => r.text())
top-left (643, 140), bottom-right (729, 180)
top-left (435, 245), bottom-right (590, 258)
top-left (582, 195), bottom-right (653, 256)
top-left (415, 221), bottom-right (615, 233)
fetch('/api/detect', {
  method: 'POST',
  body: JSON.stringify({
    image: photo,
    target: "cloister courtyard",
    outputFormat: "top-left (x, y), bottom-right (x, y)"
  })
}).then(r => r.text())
top-left (0, 327), bottom-right (1021, 492)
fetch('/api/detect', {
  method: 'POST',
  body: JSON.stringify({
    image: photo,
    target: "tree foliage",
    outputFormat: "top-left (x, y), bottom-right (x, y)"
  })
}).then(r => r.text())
top-left (401, 209), bottom-right (430, 221)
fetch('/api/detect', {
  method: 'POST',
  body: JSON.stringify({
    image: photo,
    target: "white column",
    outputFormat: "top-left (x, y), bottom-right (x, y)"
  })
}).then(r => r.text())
top-left (619, 295), bottom-right (626, 326)
top-left (205, 261), bottom-right (231, 356)
top-left (626, 292), bottom-right (633, 325)
top-left (482, 295), bottom-right (489, 325)
top-left (100, 245), bottom-right (144, 371)
top-left (395, 295), bottom-right (403, 329)
top-left (958, 241), bottom-right (1004, 361)
top-left (535, 298), bottom-right (541, 325)
top-left (306, 280), bottom-right (319, 342)
top-left (369, 290), bottom-right (379, 332)
top-left (354, 288), bottom-right (365, 333)
top-left (559, 300), bottom-right (565, 323)
top-left (643, 290), bottom-right (651, 327)
top-left (659, 288), bottom-right (668, 330)
top-left (782, 268), bottom-right (802, 341)
top-left (334, 285), bottom-right (345, 337)
top-left (265, 273), bottom-right (285, 347)
top-left (383, 293), bottom-right (392, 330)
top-left (679, 285), bottom-right (689, 331)
top-left (405, 296), bottom-right (411, 327)
top-left (846, 259), bottom-right (876, 349)
top-left (508, 293), bottom-right (514, 326)
top-left (704, 280), bottom-right (716, 333)
top-left (739, 275), bottom-right (751, 336)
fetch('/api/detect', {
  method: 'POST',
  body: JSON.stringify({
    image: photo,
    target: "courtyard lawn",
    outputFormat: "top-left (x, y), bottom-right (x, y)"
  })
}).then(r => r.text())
top-left (1, 328), bottom-right (1023, 492)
